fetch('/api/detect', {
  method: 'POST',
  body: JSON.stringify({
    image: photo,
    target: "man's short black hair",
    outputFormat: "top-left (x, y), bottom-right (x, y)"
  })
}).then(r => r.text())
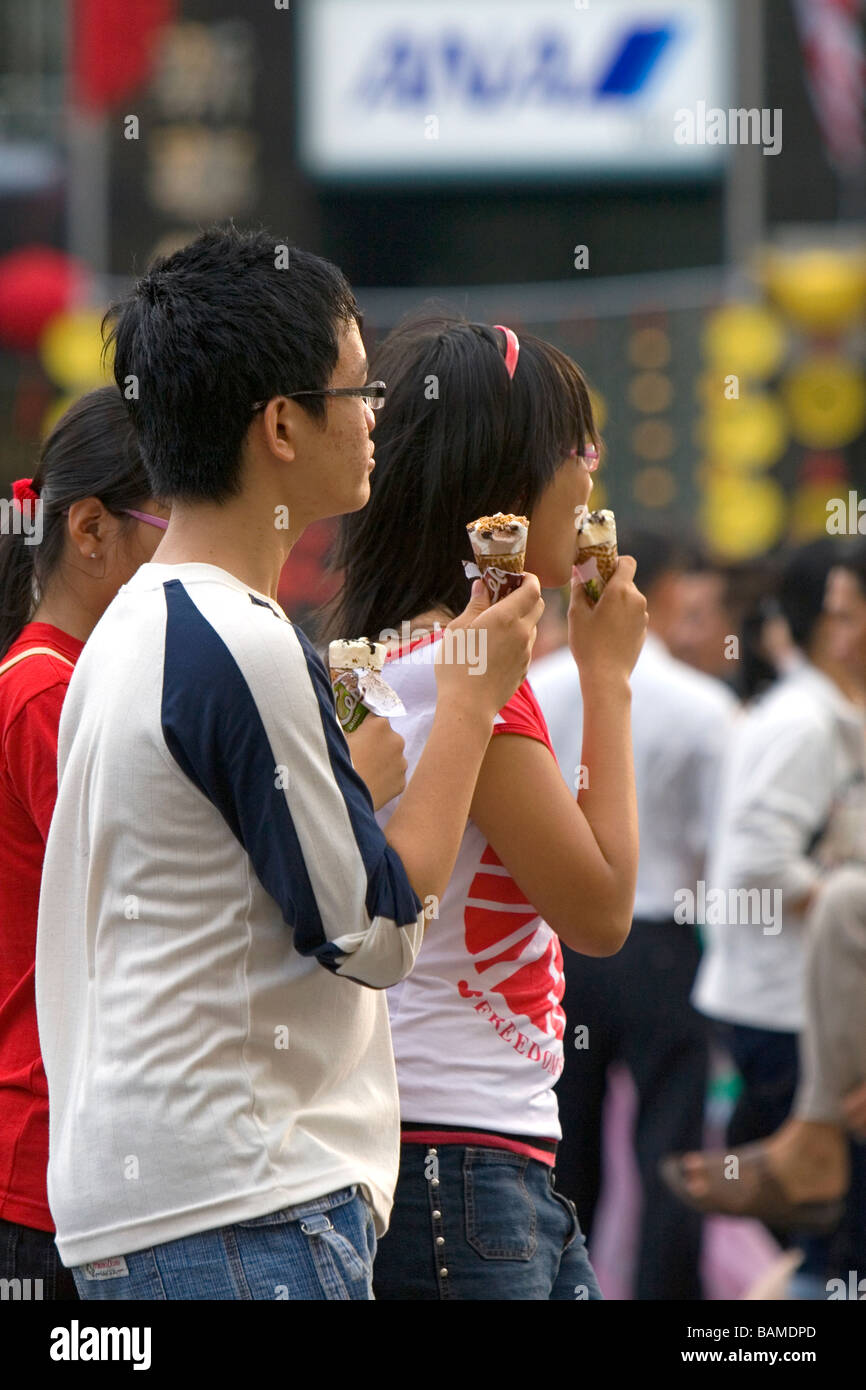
top-left (831, 536), bottom-right (866, 596)
top-left (104, 226), bottom-right (361, 502)
top-left (777, 538), bottom-right (839, 651)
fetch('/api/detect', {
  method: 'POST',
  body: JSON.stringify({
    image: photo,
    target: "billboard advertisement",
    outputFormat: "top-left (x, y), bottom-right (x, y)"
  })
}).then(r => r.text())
top-left (299, 0), bottom-right (733, 180)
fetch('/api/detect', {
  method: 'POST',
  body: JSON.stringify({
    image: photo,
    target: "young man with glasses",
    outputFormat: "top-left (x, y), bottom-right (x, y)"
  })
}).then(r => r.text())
top-left (34, 227), bottom-right (542, 1300)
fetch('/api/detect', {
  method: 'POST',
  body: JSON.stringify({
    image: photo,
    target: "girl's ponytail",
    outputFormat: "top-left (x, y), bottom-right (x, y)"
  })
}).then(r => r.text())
top-left (0, 387), bottom-right (153, 659)
top-left (0, 478), bottom-right (41, 659)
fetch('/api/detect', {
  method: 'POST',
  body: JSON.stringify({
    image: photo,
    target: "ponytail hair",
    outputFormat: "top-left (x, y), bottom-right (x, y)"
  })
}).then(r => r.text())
top-left (0, 386), bottom-right (153, 658)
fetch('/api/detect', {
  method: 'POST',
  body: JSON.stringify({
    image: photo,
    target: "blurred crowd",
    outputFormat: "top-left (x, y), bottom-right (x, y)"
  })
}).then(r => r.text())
top-left (532, 530), bottom-right (866, 1299)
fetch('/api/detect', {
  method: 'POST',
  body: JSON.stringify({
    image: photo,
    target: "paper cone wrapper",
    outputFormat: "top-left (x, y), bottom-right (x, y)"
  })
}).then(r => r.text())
top-left (574, 542), bottom-right (618, 605)
top-left (330, 667), bottom-right (406, 731)
top-left (330, 669), bottom-right (370, 731)
top-left (473, 549), bottom-right (526, 603)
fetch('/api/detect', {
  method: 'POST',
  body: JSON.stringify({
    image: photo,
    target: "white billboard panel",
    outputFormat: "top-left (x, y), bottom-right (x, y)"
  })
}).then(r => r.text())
top-left (299, 0), bottom-right (733, 180)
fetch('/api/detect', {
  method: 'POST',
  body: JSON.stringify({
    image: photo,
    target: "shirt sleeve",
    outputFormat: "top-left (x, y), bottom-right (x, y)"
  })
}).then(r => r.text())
top-left (720, 717), bottom-right (832, 907)
top-left (3, 684), bottom-right (67, 842)
top-left (492, 678), bottom-right (557, 754)
top-left (159, 581), bottom-right (424, 990)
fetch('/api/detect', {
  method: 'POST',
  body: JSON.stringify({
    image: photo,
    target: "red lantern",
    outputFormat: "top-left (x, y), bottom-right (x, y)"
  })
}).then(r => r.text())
top-left (0, 246), bottom-right (89, 353)
top-left (72, 0), bottom-right (176, 113)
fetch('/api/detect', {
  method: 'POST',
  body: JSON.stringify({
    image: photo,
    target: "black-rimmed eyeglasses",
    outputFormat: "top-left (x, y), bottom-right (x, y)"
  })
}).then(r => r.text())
top-left (251, 382), bottom-right (387, 413)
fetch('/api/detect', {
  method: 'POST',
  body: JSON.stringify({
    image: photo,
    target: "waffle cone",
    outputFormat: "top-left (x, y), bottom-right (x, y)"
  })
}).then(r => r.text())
top-left (476, 550), bottom-right (525, 575)
top-left (575, 541), bottom-right (618, 585)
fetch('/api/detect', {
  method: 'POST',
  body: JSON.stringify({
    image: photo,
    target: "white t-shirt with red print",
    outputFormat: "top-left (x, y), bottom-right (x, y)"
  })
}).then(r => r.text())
top-left (376, 630), bottom-right (566, 1151)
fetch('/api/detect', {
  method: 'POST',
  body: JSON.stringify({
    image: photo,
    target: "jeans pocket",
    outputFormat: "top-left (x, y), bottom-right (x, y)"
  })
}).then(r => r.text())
top-left (548, 1173), bottom-right (580, 1251)
top-left (463, 1148), bottom-right (537, 1261)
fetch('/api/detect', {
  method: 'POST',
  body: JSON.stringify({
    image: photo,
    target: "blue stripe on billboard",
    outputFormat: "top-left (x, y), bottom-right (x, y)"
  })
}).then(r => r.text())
top-left (596, 27), bottom-right (675, 97)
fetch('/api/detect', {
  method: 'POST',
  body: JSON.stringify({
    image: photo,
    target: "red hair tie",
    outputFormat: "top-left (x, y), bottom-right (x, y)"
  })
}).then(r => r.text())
top-left (12, 478), bottom-right (40, 507)
top-left (493, 325), bottom-right (520, 380)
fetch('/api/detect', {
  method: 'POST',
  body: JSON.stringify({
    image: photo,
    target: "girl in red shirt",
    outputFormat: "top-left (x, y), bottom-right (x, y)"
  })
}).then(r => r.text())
top-left (0, 386), bottom-right (169, 1298)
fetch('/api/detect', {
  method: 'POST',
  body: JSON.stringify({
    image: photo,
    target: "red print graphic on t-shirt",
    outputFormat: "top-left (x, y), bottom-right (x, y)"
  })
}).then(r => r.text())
top-left (463, 844), bottom-right (565, 1040)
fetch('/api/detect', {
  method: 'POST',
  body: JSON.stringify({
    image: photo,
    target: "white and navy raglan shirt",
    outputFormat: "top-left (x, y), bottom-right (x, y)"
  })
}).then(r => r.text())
top-left (35, 562), bottom-right (424, 1266)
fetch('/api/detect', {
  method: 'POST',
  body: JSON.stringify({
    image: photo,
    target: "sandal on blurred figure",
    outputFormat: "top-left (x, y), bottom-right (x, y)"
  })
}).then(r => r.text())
top-left (659, 1120), bottom-right (848, 1235)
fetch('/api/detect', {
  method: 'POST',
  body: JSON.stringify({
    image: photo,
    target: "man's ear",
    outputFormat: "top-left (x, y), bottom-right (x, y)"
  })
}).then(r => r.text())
top-left (259, 397), bottom-right (296, 464)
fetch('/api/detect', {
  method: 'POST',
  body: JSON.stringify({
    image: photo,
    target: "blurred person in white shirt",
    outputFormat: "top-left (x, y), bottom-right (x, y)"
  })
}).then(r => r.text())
top-left (532, 525), bottom-right (737, 1301)
top-left (692, 541), bottom-right (866, 1083)
top-left (663, 540), bottom-right (866, 1295)
top-left (663, 543), bottom-right (866, 1287)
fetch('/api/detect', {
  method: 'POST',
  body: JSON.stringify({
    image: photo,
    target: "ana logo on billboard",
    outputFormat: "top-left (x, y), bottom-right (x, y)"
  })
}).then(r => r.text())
top-left (356, 25), bottom-right (677, 109)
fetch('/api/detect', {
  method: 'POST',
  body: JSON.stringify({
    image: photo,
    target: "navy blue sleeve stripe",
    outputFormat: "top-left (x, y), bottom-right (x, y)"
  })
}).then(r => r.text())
top-left (293, 626), bottom-right (423, 926)
top-left (160, 579), bottom-right (330, 959)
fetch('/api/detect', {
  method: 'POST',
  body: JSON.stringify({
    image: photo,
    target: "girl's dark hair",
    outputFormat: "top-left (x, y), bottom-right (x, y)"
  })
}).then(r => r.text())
top-left (322, 311), bottom-right (597, 641)
top-left (0, 386), bottom-right (153, 658)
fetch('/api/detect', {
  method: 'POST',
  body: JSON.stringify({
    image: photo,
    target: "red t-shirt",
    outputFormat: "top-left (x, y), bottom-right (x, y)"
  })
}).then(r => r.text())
top-left (0, 622), bottom-right (83, 1230)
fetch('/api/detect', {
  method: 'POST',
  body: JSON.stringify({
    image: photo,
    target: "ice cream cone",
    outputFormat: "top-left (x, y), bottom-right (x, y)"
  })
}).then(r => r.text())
top-left (575, 509), bottom-right (617, 604)
top-left (328, 638), bottom-right (405, 731)
top-left (329, 639), bottom-right (384, 731)
top-left (476, 551), bottom-right (526, 576)
top-left (466, 513), bottom-right (529, 603)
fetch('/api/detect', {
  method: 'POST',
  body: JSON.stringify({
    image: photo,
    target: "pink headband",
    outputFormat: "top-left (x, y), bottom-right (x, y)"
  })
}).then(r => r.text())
top-left (493, 325), bottom-right (520, 380)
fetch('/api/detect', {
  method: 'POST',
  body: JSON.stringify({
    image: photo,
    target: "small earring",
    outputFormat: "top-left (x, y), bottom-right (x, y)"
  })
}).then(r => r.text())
top-left (90, 552), bottom-right (97, 559)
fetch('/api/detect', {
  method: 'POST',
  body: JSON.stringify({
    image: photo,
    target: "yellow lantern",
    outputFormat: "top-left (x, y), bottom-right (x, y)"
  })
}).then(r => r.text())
top-left (700, 391), bottom-right (788, 470)
top-left (699, 469), bottom-right (786, 558)
top-left (782, 357), bottom-right (866, 449)
top-left (702, 302), bottom-right (787, 380)
top-left (39, 311), bottom-right (113, 391)
top-left (760, 246), bottom-right (866, 335)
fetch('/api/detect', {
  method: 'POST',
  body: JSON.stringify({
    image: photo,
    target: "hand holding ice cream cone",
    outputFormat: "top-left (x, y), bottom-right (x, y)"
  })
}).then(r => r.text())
top-left (438, 569), bottom-right (545, 721)
top-left (568, 551), bottom-right (648, 682)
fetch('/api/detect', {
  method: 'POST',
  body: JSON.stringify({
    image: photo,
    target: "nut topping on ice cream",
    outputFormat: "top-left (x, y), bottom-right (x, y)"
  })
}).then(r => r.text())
top-left (465, 512), bottom-right (529, 603)
top-left (465, 514), bottom-right (529, 556)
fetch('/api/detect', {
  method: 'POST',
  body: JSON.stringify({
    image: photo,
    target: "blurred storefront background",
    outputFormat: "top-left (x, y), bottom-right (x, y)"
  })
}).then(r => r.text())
top-left (0, 0), bottom-right (864, 624)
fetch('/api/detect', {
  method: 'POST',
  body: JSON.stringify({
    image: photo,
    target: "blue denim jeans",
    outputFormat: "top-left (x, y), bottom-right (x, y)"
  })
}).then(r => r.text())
top-left (71, 1185), bottom-right (375, 1301)
top-left (0, 1217), bottom-right (78, 1301)
top-left (373, 1144), bottom-right (603, 1300)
